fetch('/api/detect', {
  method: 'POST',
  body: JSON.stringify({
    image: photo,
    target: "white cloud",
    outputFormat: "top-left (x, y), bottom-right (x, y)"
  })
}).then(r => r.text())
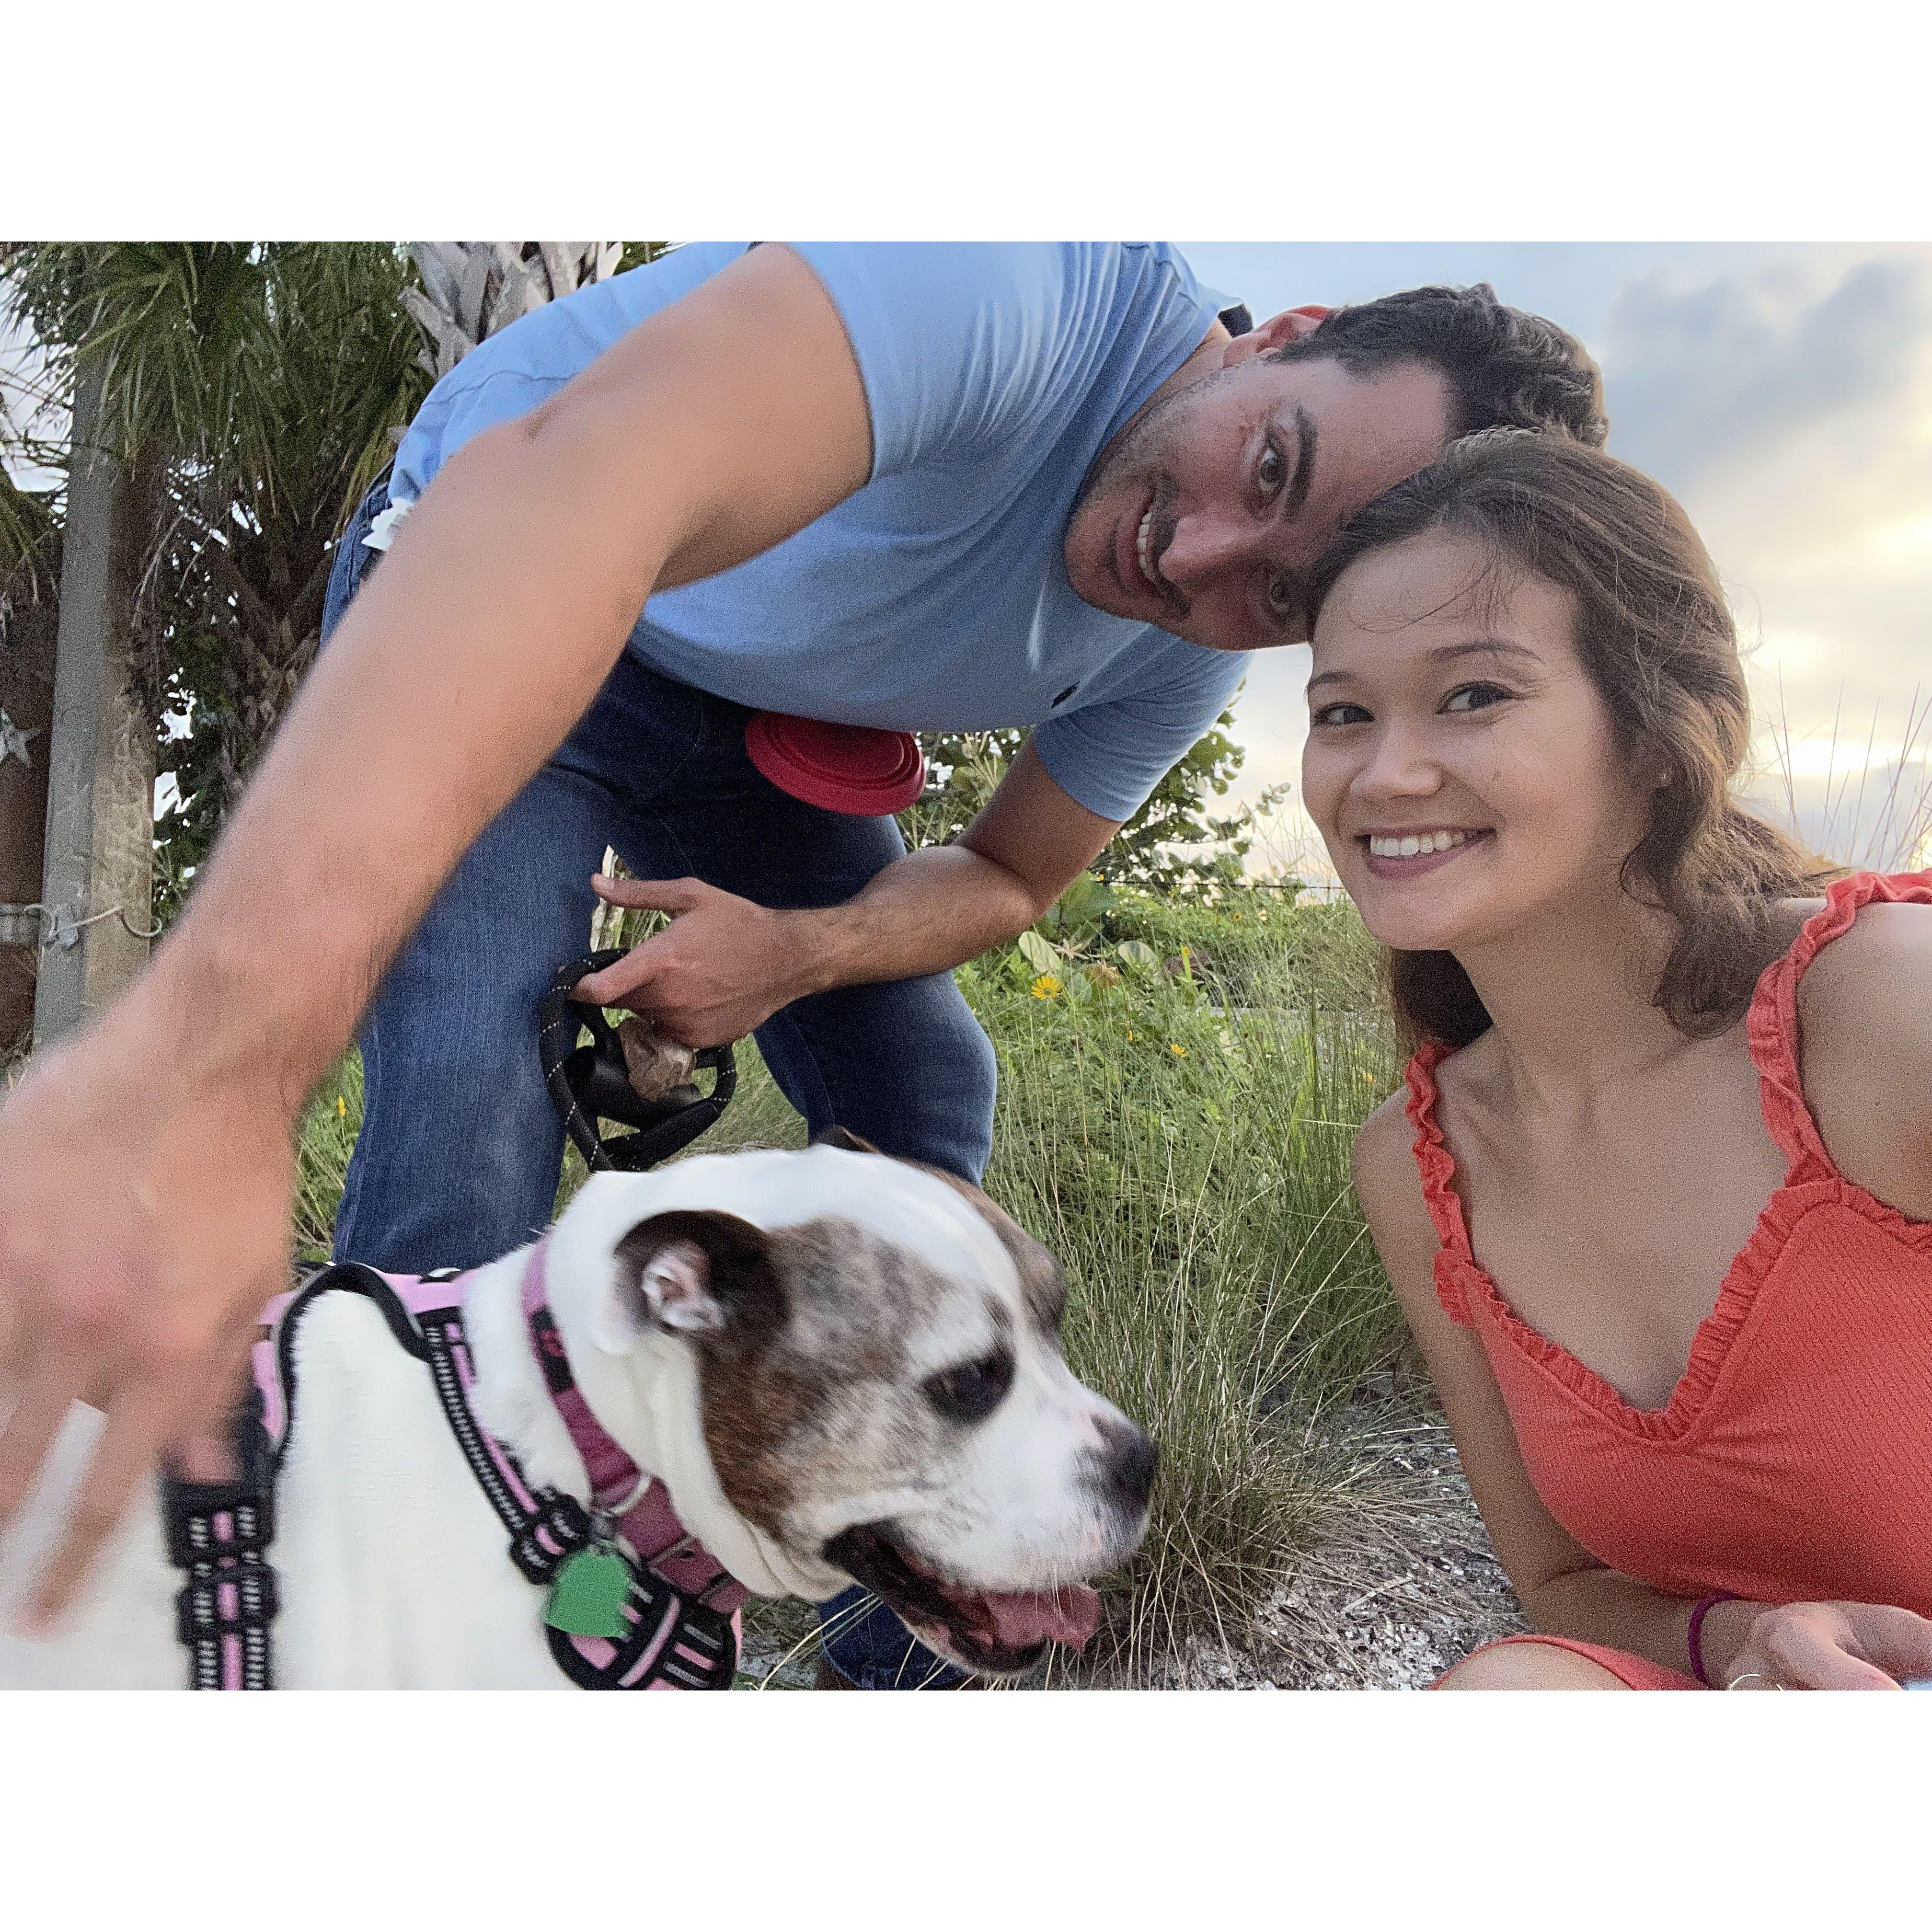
top-left (1603, 257), bottom-right (1932, 492)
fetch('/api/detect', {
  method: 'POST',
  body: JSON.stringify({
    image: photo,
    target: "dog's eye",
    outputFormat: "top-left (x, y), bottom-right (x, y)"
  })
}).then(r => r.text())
top-left (922, 1350), bottom-right (1014, 1423)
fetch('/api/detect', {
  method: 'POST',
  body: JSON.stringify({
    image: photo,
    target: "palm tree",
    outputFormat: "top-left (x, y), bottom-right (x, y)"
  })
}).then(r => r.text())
top-left (0, 243), bottom-right (429, 1033)
top-left (401, 243), bottom-right (628, 378)
top-left (0, 242), bottom-right (666, 1034)
top-left (138, 244), bottom-right (431, 916)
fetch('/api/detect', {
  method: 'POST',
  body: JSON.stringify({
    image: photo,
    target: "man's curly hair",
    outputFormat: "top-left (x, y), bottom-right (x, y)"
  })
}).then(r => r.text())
top-left (1273, 282), bottom-right (1608, 448)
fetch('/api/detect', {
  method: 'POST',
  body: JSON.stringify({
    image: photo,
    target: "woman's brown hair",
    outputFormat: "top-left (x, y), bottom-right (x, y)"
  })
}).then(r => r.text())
top-left (1305, 430), bottom-right (1839, 1052)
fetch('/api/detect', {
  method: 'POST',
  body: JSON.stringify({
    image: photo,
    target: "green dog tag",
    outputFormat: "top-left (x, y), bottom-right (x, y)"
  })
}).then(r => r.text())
top-left (544, 1546), bottom-right (633, 1640)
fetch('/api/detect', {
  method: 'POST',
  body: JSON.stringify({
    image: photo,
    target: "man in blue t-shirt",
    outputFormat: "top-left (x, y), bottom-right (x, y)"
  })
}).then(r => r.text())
top-left (0, 244), bottom-right (1603, 1661)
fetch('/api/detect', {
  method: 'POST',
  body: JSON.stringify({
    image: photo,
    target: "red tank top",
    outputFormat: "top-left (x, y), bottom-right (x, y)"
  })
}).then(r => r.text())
top-left (1403, 870), bottom-right (1932, 1612)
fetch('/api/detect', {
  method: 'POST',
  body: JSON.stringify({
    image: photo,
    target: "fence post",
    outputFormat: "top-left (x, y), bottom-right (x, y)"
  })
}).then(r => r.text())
top-left (33, 360), bottom-right (155, 1046)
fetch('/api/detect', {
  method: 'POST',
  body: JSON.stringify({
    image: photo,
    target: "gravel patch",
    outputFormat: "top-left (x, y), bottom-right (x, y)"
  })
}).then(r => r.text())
top-left (1081, 1372), bottom-right (1525, 1691)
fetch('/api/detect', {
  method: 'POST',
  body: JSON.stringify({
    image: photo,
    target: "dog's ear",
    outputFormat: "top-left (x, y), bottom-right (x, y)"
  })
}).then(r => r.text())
top-left (598, 1210), bottom-right (786, 1352)
top-left (811, 1125), bottom-right (880, 1156)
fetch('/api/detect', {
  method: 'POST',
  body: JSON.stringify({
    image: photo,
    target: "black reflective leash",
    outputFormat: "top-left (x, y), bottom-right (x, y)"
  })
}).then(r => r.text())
top-left (160, 1384), bottom-right (278, 1690)
top-left (539, 950), bottom-right (736, 1173)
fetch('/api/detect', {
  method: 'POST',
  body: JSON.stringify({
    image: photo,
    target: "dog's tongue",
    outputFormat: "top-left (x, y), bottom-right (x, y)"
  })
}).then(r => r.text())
top-left (981, 1583), bottom-right (1101, 1652)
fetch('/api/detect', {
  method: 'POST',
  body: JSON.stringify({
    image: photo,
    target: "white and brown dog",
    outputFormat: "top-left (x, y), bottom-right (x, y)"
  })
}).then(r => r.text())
top-left (0, 1138), bottom-right (1155, 1687)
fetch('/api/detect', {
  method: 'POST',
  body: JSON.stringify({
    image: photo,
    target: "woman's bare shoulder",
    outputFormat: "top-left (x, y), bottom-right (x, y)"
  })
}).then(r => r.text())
top-left (1796, 896), bottom-right (1932, 1062)
top-left (1352, 1083), bottom-right (1443, 1304)
top-left (1792, 894), bottom-right (1932, 1212)
top-left (1352, 1085), bottom-right (1416, 1198)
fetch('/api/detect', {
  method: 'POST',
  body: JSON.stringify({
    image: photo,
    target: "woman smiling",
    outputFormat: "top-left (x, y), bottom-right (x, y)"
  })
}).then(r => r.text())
top-left (1306, 431), bottom-right (1932, 1690)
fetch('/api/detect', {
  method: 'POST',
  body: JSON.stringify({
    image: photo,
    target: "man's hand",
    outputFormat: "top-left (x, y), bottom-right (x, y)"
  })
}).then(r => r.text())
top-left (0, 1003), bottom-right (295, 1627)
top-left (1720, 1601), bottom-right (1932, 1690)
top-left (572, 742), bottom-right (1125, 1047)
top-left (574, 876), bottom-right (815, 1046)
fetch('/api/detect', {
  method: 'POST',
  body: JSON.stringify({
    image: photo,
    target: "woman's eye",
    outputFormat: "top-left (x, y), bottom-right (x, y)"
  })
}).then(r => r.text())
top-left (923, 1350), bottom-right (1014, 1424)
top-left (1442, 681), bottom-right (1512, 714)
top-left (1267, 575), bottom-right (1298, 615)
top-left (1257, 440), bottom-right (1284, 495)
top-left (1310, 701), bottom-right (1373, 727)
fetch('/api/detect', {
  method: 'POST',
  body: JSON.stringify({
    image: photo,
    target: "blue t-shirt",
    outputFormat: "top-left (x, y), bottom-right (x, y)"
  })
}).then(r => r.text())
top-left (391, 242), bottom-right (1252, 821)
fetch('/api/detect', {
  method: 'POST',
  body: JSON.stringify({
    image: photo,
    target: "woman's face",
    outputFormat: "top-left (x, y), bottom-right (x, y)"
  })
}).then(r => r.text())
top-left (1300, 529), bottom-right (1655, 955)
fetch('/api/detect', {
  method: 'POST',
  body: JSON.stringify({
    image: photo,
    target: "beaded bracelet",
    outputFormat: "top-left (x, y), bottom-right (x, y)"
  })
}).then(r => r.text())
top-left (1687, 1590), bottom-right (1741, 1687)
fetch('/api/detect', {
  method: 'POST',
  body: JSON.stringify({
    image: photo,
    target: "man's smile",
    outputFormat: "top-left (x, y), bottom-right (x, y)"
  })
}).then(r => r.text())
top-left (1113, 484), bottom-right (1180, 619)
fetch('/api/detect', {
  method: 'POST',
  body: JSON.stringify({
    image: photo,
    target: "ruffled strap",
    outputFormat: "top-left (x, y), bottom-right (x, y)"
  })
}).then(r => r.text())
top-left (1746, 869), bottom-right (1932, 1185)
top-left (1402, 1040), bottom-right (1477, 1328)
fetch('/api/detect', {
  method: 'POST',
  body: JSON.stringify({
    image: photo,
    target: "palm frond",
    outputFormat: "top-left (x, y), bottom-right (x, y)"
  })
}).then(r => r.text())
top-left (400, 242), bottom-right (626, 380)
top-left (0, 465), bottom-right (58, 613)
top-left (1, 244), bottom-right (271, 477)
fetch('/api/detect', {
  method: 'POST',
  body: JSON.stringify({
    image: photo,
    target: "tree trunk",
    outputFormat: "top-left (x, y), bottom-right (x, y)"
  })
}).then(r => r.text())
top-left (0, 596), bottom-right (56, 1053)
top-left (33, 361), bottom-right (157, 1046)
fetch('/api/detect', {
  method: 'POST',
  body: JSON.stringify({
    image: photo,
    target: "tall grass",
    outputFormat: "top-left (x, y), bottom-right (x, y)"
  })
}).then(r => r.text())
top-left (1753, 680), bottom-right (1932, 875)
top-left (961, 896), bottom-right (1402, 1674)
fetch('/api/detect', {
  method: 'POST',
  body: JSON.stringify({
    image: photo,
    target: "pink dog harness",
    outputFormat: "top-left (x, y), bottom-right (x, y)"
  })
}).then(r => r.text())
top-left (160, 1239), bottom-right (748, 1690)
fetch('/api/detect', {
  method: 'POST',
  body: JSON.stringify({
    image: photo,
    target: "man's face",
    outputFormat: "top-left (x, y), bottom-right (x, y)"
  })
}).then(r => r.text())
top-left (1062, 349), bottom-right (1457, 652)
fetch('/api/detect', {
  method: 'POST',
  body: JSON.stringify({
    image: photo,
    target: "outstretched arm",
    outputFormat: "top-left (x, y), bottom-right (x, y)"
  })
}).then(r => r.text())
top-left (0, 244), bottom-right (875, 1620)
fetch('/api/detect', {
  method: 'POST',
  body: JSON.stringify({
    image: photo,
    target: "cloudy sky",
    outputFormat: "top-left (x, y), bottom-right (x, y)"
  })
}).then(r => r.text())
top-left (1179, 243), bottom-right (1932, 878)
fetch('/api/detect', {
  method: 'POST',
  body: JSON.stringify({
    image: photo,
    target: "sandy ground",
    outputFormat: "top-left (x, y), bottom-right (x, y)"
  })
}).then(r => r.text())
top-left (1126, 1383), bottom-right (1526, 1690)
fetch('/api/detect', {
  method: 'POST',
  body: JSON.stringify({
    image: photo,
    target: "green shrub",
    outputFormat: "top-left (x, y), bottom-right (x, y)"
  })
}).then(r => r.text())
top-left (1098, 882), bottom-right (1382, 1014)
top-left (295, 1053), bottom-right (362, 1262)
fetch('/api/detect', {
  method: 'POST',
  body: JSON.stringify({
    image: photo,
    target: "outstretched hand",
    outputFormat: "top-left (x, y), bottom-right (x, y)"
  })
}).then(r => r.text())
top-left (0, 1012), bottom-right (294, 1627)
top-left (572, 874), bottom-right (820, 1047)
top-left (1722, 1600), bottom-right (1932, 1690)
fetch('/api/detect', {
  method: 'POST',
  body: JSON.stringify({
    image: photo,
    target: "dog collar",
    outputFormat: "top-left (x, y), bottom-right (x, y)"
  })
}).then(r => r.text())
top-left (518, 1237), bottom-right (749, 1614)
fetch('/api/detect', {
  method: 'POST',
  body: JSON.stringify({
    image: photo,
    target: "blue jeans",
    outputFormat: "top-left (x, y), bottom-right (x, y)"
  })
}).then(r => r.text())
top-left (322, 477), bottom-right (992, 1688)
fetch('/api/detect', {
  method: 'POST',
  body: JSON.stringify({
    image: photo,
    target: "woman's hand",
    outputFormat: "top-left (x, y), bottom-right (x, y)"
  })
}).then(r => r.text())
top-left (1721, 1601), bottom-right (1932, 1690)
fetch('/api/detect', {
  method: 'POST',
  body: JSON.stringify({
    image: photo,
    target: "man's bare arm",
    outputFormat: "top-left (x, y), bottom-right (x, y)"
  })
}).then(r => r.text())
top-left (147, 242), bottom-right (875, 1103)
top-left (576, 739), bottom-right (1123, 1044)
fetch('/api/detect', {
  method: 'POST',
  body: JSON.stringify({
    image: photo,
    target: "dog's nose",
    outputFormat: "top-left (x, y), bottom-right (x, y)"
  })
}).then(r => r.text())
top-left (1096, 1414), bottom-right (1158, 1516)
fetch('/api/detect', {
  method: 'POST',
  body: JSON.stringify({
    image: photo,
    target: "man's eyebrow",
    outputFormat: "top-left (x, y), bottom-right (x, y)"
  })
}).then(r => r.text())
top-left (1305, 638), bottom-right (1543, 695)
top-left (1283, 405), bottom-right (1317, 521)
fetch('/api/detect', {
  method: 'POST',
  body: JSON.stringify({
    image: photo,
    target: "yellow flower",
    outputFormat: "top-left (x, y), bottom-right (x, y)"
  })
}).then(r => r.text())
top-left (1126, 1028), bottom-right (1138, 1042)
top-left (336, 1095), bottom-right (347, 1118)
top-left (1030, 974), bottom-right (1063, 999)
top-left (1169, 1042), bottom-right (1188, 1058)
